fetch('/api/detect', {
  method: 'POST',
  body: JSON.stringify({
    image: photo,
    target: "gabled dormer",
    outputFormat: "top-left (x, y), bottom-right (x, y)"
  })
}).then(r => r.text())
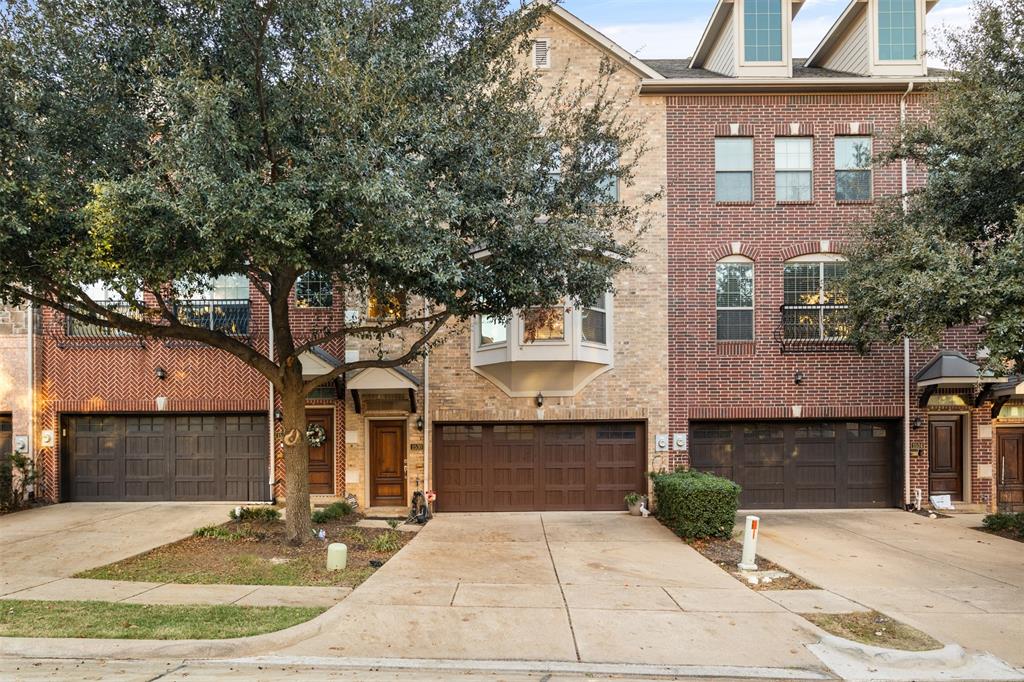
top-left (806, 0), bottom-right (938, 77)
top-left (690, 0), bottom-right (806, 78)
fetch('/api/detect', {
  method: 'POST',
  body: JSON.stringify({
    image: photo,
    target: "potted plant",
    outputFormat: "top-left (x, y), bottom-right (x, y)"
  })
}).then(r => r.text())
top-left (624, 492), bottom-right (646, 516)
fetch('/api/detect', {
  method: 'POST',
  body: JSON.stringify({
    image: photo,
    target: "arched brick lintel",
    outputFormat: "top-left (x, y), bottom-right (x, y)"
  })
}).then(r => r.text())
top-left (711, 242), bottom-right (761, 262)
top-left (780, 239), bottom-right (851, 261)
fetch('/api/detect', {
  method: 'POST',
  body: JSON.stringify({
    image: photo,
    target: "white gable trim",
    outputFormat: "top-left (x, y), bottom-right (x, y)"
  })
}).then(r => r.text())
top-left (347, 367), bottom-right (419, 392)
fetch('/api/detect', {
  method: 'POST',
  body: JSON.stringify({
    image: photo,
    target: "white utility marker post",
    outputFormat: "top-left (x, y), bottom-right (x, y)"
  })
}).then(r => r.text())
top-left (737, 515), bottom-right (760, 571)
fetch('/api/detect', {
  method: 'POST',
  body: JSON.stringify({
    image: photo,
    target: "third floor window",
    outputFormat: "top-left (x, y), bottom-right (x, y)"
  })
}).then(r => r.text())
top-left (775, 137), bottom-right (813, 202)
top-left (835, 137), bottom-right (873, 201)
top-left (715, 138), bottom-right (754, 202)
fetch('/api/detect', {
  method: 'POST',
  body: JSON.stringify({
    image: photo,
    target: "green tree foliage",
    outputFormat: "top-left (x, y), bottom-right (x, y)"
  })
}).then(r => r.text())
top-left (0, 0), bottom-right (651, 541)
top-left (846, 0), bottom-right (1024, 372)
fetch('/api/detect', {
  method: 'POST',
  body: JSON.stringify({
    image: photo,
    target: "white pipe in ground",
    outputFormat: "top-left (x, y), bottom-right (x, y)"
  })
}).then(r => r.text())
top-left (737, 515), bottom-right (760, 571)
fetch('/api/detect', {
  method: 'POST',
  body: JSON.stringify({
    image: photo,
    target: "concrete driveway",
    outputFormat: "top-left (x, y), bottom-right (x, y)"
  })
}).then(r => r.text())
top-left (277, 512), bottom-right (825, 674)
top-left (0, 502), bottom-right (235, 594)
top-left (754, 510), bottom-right (1024, 667)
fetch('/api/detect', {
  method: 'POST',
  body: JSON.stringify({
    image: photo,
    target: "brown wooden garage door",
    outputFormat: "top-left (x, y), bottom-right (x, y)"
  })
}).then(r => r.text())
top-left (64, 414), bottom-right (270, 502)
top-left (433, 422), bottom-right (646, 512)
top-left (690, 420), bottom-right (900, 509)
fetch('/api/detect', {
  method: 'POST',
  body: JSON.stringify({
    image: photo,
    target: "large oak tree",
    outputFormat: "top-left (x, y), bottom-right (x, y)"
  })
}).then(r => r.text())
top-left (0, 0), bottom-right (650, 542)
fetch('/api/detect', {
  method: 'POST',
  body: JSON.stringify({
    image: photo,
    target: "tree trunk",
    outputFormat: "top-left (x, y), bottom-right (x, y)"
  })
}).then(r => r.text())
top-left (280, 372), bottom-right (312, 545)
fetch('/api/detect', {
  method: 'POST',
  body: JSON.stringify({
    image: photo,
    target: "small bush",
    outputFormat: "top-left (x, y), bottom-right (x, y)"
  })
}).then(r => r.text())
top-left (983, 512), bottom-right (1024, 537)
top-left (370, 530), bottom-right (401, 553)
top-left (229, 506), bottom-right (281, 522)
top-left (1, 452), bottom-right (37, 513)
top-left (193, 525), bottom-right (250, 540)
top-left (653, 469), bottom-right (740, 539)
top-left (311, 501), bottom-right (353, 524)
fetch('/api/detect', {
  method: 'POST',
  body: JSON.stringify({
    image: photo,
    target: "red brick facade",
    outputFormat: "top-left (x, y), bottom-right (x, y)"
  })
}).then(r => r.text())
top-left (665, 91), bottom-right (1004, 509)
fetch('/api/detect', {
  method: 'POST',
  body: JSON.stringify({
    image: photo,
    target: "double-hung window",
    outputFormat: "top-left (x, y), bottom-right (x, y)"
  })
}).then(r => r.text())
top-left (581, 295), bottom-right (608, 345)
top-left (782, 260), bottom-right (849, 341)
top-left (479, 316), bottom-right (507, 347)
top-left (835, 137), bottom-right (873, 201)
top-left (775, 137), bottom-right (813, 202)
top-left (715, 138), bottom-right (754, 202)
top-left (523, 306), bottom-right (565, 342)
top-left (716, 261), bottom-right (754, 341)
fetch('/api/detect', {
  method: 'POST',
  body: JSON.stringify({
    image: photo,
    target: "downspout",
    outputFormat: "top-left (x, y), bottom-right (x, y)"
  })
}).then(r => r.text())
top-left (268, 285), bottom-right (276, 502)
top-left (901, 81), bottom-right (914, 507)
top-left (422, 301), bottom-right (430, 494)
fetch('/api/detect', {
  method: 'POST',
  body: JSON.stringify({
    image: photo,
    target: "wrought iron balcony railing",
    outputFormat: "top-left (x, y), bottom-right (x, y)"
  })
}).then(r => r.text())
top-left (774, 304), bottom-right (853, 352)
top-left (65, 301), bottom-right (137, 337)
top-left (174, 299), bottom-right (250, 336)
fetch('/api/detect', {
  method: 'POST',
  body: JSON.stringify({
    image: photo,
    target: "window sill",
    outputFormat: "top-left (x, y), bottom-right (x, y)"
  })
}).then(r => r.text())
top-left (836, 199), bottom-right (873, 205)
top-left (717, 340), bottom-right (756, 356)
top-left (775, 200), bottom-right (815, 206)
top-left (715, 201), bottom-right (756, 206)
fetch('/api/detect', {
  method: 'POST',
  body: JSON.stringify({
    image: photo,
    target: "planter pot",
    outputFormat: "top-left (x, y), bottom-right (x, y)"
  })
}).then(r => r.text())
top-left (627, 497), bottom-right (646, 516)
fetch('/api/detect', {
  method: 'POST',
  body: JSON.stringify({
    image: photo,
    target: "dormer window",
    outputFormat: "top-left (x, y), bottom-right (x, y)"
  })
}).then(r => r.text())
top-left (878, 0), bottom-right (917, 60)
top-left (744, 0), bottom-right (783, 62)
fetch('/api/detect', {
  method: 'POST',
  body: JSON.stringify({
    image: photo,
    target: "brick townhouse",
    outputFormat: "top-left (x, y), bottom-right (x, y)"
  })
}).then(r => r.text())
top-left (11, 0), bottom-right (1022, 513)
top-left (646, 0), bottom-right (1023, 511)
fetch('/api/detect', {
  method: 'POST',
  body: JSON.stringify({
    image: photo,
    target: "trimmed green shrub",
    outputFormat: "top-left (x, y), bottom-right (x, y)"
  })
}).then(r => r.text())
top-left (193, 525), bottom-right (251, 540)
top-left (311, 501), bottom-right (353, 524)
top-left (983, 512), bottom-right (1024, 537)
top-left (229, 506), bottom-right (281, 522)
top-left (370, 530), bottom-right (401, 553)
top-left (652, 469), bottom-right (740, 539)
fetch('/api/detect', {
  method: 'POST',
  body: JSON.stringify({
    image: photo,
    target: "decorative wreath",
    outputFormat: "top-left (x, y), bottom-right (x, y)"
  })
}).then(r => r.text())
top-left (306, 423), bottom-right (327, 448)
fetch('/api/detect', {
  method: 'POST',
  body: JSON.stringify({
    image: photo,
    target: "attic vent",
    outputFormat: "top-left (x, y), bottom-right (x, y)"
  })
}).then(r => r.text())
top-left (533, 39), bottom-right (550, 69)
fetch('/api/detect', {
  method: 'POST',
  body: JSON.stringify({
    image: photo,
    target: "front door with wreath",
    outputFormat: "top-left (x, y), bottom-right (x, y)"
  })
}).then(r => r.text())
top-left (305, 409), bottom-right (334, 495)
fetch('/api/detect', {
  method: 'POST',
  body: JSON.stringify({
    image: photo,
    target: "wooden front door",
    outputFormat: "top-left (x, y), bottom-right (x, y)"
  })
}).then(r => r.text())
top-left (370, 420), bottom-right (406, 506)
top-left (997, 428), bottom-right (1024, 510)
top-left (306, 409), bottom-right (334, 495)
top-left (929, 415), bottom-right (964, 501)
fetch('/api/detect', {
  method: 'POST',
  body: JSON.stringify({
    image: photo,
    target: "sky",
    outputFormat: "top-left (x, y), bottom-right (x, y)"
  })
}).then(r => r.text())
top-left (559, 0), bottom-right (976, 65)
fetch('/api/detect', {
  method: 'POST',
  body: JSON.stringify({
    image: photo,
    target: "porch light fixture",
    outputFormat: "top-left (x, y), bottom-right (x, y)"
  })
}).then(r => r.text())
top-left (415, 416), bottom-right (424, 431)
top-left (912, 416), bottom-right (924, 430)
top-left (536, 393), bottom-right (544, 408)
top-left (794, 371), bottom-right (805, 385)
top-left (154, 367), bottom-right (167, 381)
top-left (274, 408), bottom-right (284, 423)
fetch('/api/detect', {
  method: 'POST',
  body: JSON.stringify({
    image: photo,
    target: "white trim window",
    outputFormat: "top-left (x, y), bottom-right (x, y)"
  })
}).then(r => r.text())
top-left (835, 137), bottom-right (873, 201)
top-left (296, 271), bottom-right (333, 308)
top-left (715, 138), bottom-right (754, 202)
top-left (523, 306), bottom-right (565, 342)
top-left (716, 259), bottom-right (754, 341)
top-left (478, 316), bottom-right (507, 347)
top-left (581, 295), bottom-right (608, 345)
top-left (783, 257), bottom-right (849, 340)
top-left (775, 137), bottom-right (813, 202)
top-left (878, 0), bottom-right (917, 61)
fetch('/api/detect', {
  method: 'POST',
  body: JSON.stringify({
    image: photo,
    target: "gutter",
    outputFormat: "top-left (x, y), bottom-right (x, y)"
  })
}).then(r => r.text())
top-left (639, 77), bottom-right (942, 95)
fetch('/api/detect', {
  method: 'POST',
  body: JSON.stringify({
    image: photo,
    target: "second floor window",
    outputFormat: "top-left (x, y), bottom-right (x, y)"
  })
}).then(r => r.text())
top-left (67, 282), bottom-right (135, 337)
top-left (835, 137), bottom-right (873, 201)
top-left (296, 271), bottom-right (333, 308)
top-left (177, 274), bottom-right (250, 335)
top-left (716, 261), bottom-right (754, 341)
top-left (581, 295), bottom-right (608, 345)
top-left (783, 260), bottom-right (849, 340)
top-left (715, 138), bottom-right (754, 202)
top-left (523, 306), bottom-right (565, 342)
top-left (775, 137), bottom-right (813, 202)
top-left (744, 0), bottom-right (783, 62)
top-left (367, 292), bottom-right (406, 320)
top-left (479, 316), bottom-right (507, 347)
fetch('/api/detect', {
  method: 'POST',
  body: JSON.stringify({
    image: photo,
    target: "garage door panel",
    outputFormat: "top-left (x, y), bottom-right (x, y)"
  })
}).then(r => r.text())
top-left (435, 422), bottom-right (645, 512)
top-left (691, 420), bottom-right (898, 509)
top-left (66, 414), bottom-right (268, 502)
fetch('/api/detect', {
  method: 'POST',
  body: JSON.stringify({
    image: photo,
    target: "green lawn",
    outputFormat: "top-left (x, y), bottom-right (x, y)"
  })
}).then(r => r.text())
top-left (0, 600), bottom-right (324, 640)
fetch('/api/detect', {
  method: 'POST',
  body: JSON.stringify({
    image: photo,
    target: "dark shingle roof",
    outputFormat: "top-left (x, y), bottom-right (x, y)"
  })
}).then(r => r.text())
top-left (642, 58), bottom-right (948, 80)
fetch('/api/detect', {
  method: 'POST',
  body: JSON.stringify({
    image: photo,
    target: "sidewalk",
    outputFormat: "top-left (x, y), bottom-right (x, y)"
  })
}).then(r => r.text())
top-left (0, 576), bottom-right (349, 608)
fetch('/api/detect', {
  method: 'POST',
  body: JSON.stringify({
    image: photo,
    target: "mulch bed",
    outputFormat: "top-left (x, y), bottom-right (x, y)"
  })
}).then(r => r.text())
top-left (687, 537), bottom-right (817, 591)
top-left (77, 513), bottom-right (414, 587)
top-left (974, 527), bottom-right (1024, 544)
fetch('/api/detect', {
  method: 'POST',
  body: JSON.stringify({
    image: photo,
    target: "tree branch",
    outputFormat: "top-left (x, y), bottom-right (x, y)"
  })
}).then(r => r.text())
top-left (292, 308), bottom-right (451, 357)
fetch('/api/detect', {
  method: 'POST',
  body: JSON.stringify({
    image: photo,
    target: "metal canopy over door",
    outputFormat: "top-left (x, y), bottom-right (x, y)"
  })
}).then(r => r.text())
top-left (690, 420), bottom-right (899, 509)
top-left (997, 428), bottom-right (1023, 511)
top-left (433, 422), bottom-right (646, 512)
top-left (928, 415), bottom-right (964, 501)
top-left (64, 414), bottom-right (269, 502)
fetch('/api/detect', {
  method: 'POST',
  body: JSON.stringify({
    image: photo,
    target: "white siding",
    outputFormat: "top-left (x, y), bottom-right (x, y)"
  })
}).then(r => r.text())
top-left (706, 12), bottom-right (736, 76)
top-left (823, 8), bottom-right (870, 75)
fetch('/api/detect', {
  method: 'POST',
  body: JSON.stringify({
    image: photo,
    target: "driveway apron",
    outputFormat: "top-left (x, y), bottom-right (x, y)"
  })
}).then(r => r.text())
top-left (277, 512), bottom-right (821, 669)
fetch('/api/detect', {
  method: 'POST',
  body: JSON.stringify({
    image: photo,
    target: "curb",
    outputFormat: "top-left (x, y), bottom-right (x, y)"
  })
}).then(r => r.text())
top-left (0, 600), bottom-right (348, 660)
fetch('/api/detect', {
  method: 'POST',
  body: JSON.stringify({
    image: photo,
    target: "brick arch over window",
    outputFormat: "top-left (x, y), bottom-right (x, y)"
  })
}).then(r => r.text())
top-left (710, 241), bottom-right (761, 262)
top-left (780, 239), bottom-right (850, 262)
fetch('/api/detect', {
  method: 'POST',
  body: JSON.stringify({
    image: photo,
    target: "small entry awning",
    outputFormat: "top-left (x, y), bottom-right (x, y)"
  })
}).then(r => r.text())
top-left (298, 347), bottom-right (344, 399)
top-left (345, 366), bottom-right (420, 414)
top-left (988, 375), bottom-right (1024, 418)
top-left (915, 351), bottom-right (1008, 408)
